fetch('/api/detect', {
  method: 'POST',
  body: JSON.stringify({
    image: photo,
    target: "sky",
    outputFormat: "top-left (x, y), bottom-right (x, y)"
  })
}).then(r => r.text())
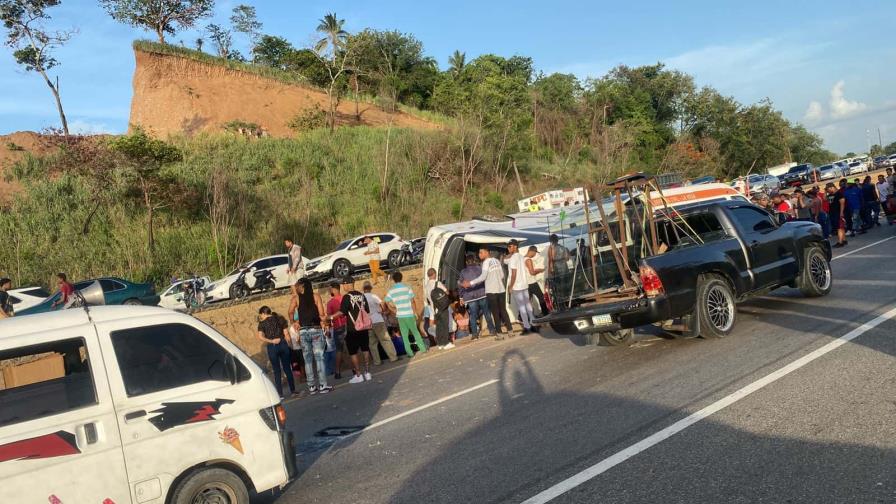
top-left (1, 0), bottom-right (894, 154)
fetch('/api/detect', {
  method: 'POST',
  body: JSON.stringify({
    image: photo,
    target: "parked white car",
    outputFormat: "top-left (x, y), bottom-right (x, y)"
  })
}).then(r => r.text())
top-left (305, 233), bottom-right (409, 280)
top-left (0, 306), bottom-right (296, 504)
top-left (846, 161), bottom-right (866, 175)
top-left (7, 286), bottom-right (51, 313)
top-left (158, 276), bottom-right (212, 311)
top-left (205, 254), bottom-right (307, 303)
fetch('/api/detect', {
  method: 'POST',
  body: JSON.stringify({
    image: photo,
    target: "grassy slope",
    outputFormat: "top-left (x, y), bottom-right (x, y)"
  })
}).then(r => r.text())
top-left (0, 128), bottom-right (546, 288)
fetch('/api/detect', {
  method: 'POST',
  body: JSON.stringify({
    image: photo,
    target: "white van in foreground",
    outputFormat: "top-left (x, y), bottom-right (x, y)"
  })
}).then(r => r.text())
top-left (0, 306), bottom-right (296, 504)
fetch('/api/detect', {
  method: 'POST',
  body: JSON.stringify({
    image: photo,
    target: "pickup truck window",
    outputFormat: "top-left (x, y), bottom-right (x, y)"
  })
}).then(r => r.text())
top-left (730, 206), bottom-right (776, 233)
top-left (660, 212), bottom-right (727, 249)
top-left (111, 323), bottom-right (234, 397)
top-left (0, 338), bottom-right (96, 427)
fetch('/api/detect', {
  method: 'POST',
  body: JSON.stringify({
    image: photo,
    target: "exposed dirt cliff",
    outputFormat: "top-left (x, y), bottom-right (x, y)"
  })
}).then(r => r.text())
top-left (128, 48), bottom-right (438, 138)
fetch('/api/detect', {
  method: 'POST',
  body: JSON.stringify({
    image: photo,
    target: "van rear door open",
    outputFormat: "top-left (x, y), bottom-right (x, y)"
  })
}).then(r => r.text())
top-left (0, 323), bottom-right (130, 503)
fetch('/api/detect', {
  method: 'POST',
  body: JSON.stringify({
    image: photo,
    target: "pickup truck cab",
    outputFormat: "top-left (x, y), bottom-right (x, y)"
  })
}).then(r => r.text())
top-left (537, 200), bottom-right (832, 344)
top-left (0, 306), bottom-right (296, 504)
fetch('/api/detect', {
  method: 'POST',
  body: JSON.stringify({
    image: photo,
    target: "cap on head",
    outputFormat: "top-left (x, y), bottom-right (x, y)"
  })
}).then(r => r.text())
top-left (340, 275), bottom-right (354, 286)
top-left (507, 239), bottom-right (519, 248)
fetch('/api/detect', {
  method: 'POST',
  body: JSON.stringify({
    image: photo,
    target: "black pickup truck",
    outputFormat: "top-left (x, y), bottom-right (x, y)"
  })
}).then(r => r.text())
top-left (536, 200), bottom-right (833, 345)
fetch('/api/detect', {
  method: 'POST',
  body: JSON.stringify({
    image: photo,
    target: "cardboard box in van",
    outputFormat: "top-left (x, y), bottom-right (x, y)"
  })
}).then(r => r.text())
top-left (1, 353), bottom-right (64, 389)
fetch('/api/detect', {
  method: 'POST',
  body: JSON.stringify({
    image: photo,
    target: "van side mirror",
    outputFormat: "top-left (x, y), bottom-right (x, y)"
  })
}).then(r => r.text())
top-left (225, 353), bottom-right (239, 385)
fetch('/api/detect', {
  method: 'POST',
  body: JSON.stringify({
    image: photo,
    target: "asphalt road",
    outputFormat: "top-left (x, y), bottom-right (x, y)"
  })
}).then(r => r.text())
top-left (268, 226), bottom-right (896, 504)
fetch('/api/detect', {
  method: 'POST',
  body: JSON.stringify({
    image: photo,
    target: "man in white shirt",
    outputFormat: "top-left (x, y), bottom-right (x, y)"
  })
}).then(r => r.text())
top-left (284, 238), bottom-right (305, 284)
top-left (504, 240), bottom-right (536, 334)
top-left (363, 236), bottom-right (384, 285)
top-left (463, 246), bottom-right (514, 339)
top-left (363, 281), bottom-right (398, 365)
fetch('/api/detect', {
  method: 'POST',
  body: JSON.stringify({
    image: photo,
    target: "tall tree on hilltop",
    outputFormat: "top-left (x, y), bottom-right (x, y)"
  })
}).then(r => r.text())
top-left (204, 23), bottom-right (231, 58)
top-left (314, 12), bottom-right (347, 62)
top-left (448, 50), bottom-right (465, 78)
top-left (312, 12), bottom-right (350, 131)
top-left (99, 0), bottom-right (214, 44)
top-left (230, 4), bottom-right (261, 48)
top-left (0, 0), bottom-right (74, 135)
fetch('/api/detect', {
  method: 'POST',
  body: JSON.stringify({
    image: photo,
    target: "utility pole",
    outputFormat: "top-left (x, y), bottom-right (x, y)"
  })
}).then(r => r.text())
top-left (879, 128), bottom-right (883, 149)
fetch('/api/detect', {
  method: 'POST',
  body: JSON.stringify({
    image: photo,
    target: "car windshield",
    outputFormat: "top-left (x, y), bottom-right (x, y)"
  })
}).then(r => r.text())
top-left (787, 166), bottom-right (807, 173)
top-left (819, 165), bottom-right (833, 170)
top-left (335, 239), bottom-right (353, 251)
top-left (227, 262), bottom-right (250, 277)
top-left (848, 162), bottom-right (861, 167)
top-left (747, 175), bottom-right (764, 181)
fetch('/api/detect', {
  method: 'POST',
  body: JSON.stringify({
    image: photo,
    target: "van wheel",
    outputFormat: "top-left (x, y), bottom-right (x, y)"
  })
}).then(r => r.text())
top-left (696, 274), bottom-right (736, 339)
top-left (598, 329), bottom-right (634, 346)
top-left (170, 467), bottom-right (249, 504)
top-left (796, 247), bottom-right (832, 297)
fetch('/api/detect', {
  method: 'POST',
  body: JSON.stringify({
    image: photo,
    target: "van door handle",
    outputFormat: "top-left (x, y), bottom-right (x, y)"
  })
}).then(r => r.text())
top-left (124, 409), bottom-right (147, 421)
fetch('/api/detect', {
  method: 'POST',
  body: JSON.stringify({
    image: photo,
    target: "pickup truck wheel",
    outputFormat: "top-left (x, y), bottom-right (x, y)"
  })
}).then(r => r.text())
top-left (696, 275), bottom-right (736, 338)
top-left (797, 247), bottom-right (832, 297)
top-left (598, 329), bottom-right (634, 346)
top-left (170, 467), bottom-right (249, 504)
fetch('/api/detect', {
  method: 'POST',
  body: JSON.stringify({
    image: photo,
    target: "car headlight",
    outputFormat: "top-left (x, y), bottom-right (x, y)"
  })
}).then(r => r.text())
top-left (306, 261), bottom-right (321, 270)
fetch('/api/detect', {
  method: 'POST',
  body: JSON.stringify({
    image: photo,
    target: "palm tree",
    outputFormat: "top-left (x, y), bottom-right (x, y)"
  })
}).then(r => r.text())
top-left (448, 50), bottom-right (466, 78)
top-left (314, 12), bottom-right (348, 62)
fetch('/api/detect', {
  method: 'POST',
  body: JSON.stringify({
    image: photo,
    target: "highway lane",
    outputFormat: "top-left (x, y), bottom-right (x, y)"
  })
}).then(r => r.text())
top-left (271, 228), bottom-right (896, 504)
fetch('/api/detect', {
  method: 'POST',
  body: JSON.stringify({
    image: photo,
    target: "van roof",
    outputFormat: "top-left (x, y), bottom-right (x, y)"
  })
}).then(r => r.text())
top-left (0, 305), bottom-right (175, 338)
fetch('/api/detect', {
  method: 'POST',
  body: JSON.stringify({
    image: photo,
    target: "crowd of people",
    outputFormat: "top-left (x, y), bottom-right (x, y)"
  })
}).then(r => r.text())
top-left (257, 237), bottom-right (557, 398)
top-left (750, 168), bottom-right (895, 249)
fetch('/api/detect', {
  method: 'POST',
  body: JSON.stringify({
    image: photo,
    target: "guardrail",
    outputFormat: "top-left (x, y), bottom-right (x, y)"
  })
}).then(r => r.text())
top-left (189, 262), bottom-right (423, 315)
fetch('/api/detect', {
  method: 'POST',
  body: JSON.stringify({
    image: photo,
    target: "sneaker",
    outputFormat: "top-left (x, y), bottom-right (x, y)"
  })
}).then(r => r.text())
top-left (443, 342), bottom-right (456, 349)
top-left (318, 385), bottom-right (333, 394)
top-left (308, 385), bottom-right (319, 395)
top-left (349, 375), bottom-right (365, 384)
top-left (364, 372), bottom-right (373, 381)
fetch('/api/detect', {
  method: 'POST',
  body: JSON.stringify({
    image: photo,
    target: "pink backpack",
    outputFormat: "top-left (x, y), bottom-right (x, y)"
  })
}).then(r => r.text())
top-left (349, 296), bottom-right (373, 331)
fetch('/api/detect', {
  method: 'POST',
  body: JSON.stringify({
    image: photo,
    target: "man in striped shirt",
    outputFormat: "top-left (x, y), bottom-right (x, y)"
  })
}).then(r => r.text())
top-left (385, 271), bottom-right (428, 357)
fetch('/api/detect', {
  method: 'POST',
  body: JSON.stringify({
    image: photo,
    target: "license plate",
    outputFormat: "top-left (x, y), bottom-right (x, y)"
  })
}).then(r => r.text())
top-left (591, 314), bottom-right (613, 326)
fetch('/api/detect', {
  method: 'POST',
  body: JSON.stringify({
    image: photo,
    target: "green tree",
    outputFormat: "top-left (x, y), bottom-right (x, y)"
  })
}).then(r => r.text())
top-left (448, 49), bottom-right (465, 78)
top-left (347, 29), bottom-right (437, 110)
top-left (252, 34), bottom-right (293, 69)
top-left (204, 22), bottom-right (231, 58)
top-left (0, 0), bottom-right (73, 135)
top-left (230, 4), bottom-right (260, 47)
top-left (107, 127), bottom-right (182, 254)
top-left (314, 12), bottom-right (347, 62)
top-left (99, 0), bottom-right (214, 44)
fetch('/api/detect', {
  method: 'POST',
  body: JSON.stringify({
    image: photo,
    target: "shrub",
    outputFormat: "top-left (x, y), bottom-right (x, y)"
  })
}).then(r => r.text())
top-left (287, 105), bottom-right (326, 133)
top-left (222, 120), bottom-right (265, 137)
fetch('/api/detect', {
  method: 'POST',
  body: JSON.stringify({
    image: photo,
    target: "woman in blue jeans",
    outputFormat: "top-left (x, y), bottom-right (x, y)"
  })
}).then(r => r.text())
top-left (294, 278), bottom-right (332, 394)
top-left (256, 306), bottom-right (296, 398)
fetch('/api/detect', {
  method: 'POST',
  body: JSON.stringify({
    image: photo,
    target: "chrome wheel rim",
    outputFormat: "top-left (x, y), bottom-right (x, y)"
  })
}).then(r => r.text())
top-left (706, 285), bottom-right (734, 332)
top-left (809, 255), bottom-right (831, 291)
top-left (334, 262), bottom-right (349, 277)
top-left (191, 483), bottom-right (236, 504)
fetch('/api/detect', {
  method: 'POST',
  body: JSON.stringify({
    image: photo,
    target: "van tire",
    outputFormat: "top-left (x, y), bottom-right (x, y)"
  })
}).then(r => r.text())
top-left (796, 246), bottom-right (832, 297)
top-left (696, 274), bottom-right (736, 339)
top-left (170, 467), bottom-right (249, 504)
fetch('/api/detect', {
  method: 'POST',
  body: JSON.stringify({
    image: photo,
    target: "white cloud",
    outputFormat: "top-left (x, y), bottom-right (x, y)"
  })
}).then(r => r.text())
top-left (69, 119), bottom-right (115, 135)
top-left (829, 80), bottom-right (867, 118)
top-left (804, 101), bottom-right (824, 122)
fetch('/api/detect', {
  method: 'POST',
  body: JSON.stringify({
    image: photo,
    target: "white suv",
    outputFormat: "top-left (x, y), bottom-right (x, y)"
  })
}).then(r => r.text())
top-left (305, 233), bottom-right (409, 280)
top-left (205, 253), bottom-right (308, 303)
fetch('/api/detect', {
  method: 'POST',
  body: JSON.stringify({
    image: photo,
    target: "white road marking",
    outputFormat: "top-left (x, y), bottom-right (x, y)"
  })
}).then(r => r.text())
top-left (343, 379), bottom-right (499, 439)
top-left (831, 235), bottom-right (895, 261)
top-left (522, 305), bottom-right (896, 504)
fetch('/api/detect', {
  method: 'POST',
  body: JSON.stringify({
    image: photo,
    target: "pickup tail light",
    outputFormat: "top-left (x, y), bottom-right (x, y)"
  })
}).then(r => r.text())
top-left (639, 265), bottom-right (665, 297)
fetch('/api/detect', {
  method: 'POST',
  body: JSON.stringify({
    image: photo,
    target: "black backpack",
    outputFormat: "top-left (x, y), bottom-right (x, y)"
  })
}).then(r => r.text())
top-left (430, 286), bottom-right (451, 312)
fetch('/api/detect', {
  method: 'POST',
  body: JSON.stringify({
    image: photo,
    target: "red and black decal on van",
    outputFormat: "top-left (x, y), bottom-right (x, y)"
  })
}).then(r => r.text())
top-left (0, 430), bottom-right (80, 463)
top-left (147, 399), bottom-right (235, 432)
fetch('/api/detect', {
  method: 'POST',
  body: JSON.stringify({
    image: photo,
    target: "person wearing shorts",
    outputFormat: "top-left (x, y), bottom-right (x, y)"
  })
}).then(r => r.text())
top-left (328, 276), bottom-right (373, 384)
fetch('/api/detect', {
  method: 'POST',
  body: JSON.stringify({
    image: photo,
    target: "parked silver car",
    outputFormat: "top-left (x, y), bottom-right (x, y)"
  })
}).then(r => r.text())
top-left (817, 164), bottom-right (844, 181)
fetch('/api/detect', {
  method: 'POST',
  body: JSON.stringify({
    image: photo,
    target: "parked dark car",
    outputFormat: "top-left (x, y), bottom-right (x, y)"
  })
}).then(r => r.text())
top-left (17, 277), bottom-right (160, 316)
top-left (780, 164), bottom-right (813, 187)
top-left (536, 200), bottom-right (832, 345)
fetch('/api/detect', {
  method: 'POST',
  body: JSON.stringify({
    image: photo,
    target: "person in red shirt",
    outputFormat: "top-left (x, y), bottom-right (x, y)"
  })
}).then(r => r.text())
top-left (771, 194), bottom-right (794, 219)
top-left (51, 273), bottom-right (75, 310)
top-left (325, 281), bottom-right (346, 379)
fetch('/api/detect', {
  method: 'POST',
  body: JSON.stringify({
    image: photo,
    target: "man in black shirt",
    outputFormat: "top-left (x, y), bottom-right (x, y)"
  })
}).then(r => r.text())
top-left (825, 182), bottom-right (847, 248)
top-left (0, 278), bottom-right (12, 318)
top-left (329, 276), bottom-right (373, 385)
